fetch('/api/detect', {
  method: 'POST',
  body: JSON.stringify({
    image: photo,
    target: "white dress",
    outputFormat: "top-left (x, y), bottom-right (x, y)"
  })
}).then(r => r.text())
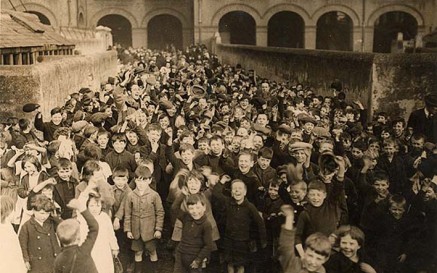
top-left (0, 223), bottom-right (27, 273)
top-left (78, 211), bottom-right (119, 273)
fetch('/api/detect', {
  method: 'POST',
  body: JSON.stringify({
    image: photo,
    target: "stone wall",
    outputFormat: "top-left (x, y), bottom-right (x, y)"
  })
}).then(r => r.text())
top-left (215, 44), bottom-right (437, 120)
top-left (0, 50), bottom-right (117, 120)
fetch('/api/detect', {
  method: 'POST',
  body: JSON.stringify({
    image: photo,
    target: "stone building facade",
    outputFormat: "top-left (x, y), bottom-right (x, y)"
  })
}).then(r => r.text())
top-left (2, 0), bottom-right (436, 52)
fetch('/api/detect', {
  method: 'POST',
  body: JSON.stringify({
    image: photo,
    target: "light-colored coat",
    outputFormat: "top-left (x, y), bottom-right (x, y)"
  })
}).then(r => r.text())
top-left (124, 187), bottom-right (164, 241)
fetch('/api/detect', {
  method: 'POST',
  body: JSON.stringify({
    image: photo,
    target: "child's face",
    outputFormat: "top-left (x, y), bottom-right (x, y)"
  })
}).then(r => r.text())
top-left (373, 180), bottom-right (389, 197)
top-left (253, 136), bottom-right (264, 150)
top-left (51, 113), bottom-right (63, 125)
top-left (187, 201), bottom-right (206, 220)
top-left (389, 204), bottom-right (405, 220)
top-left (198, 141), bottom-right (209, 153)
top-left (113, 176), bottom-right (128, 189)
top-left (381, 131), bottom-right (391, 139)
top-left (384, 144), bottom-right (396, 157)
top-left (377, 115), bottom-right (386, 124)
top-left (290, 184), bottom-right (307, 203)
top-left (24, 161), bottom-right (37, 176)
top-left (424, 187), bottom-right (436, 201)
top-left (147, 130), bottom-right (161, 143)
top-left (303, 248), bottom-right (329, 272)
top-left (187, 177), bottom-right (202, 194)
top-left (126, 132), bottom-right (139, 145)
top-left (257, 156), bottom-right (271, 170)
top-left (256, 114), bottom-right (268, 126)
top-left (307, 189), bottom-right (326, 207)
top-left (181, 150), bottom-right (194, 165)
top-left (33, 209), bottom-right (50, 223)
top-left (342, 139), bottom-right (351, 150)
top-left (303, 122), bottom-right (314, 133)
top-left (339, 234), bottom-right (360, 260)
top-left (351, 147), bottom-right (364, 159)
top-left (231, 181), bottom-right (247, 203)
top-left (113, 140), bottom-right (127, 153)
top-left (97, 135), bottom-right (109, 148)
top-left (57, 168), bottom-right (72, 181)
top-left (88, 198), bottom-right (102, 216)
top-left (135, 177), bottom-right (151, 191)
top-left (292, 150), bottom-right (307, 164)
top-left (159, 117), bottom-right (170, 129)
top-left (210, 140), bottom-right (223, 156)
top-left (238, 154), bottom-right (254, 174)
top-left (268, 185), bottom-right (279, 200)
top-left (393, 122), bottom-right (404, 136)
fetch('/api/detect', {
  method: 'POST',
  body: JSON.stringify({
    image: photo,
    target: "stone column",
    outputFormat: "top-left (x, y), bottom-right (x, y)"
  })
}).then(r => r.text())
top-left (256, 26), bottom-right (267, 47)
top-left (353, 26), bottom-right (364, 52)
top-left (132, 28), bottom-right (147, 48)
top-left (362, 26), bottom-right (374, 52)
top-left (304, 26), bottom-right (316, 49)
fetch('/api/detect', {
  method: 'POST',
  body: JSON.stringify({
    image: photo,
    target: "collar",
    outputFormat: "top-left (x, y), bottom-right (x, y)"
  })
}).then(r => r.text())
top-left (425, 108), bottom-right (432, 118)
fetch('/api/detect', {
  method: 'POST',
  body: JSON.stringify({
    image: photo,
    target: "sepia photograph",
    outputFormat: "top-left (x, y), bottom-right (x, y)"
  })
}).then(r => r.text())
top-left (0, 0), bottom-right (436, 273)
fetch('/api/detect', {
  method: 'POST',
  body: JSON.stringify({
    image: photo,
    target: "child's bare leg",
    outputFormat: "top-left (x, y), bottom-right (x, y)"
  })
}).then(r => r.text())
top-left (236, 265), bottom-right (244, 273)
top-left (134, 251), bottom-right (143, 262)
top-left (149, 249), bottom-right (158, 262)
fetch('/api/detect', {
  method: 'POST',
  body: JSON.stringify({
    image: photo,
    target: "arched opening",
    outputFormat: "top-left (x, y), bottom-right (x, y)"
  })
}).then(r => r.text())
top-left (373, 11), bottom-right (418, 53)
top-left (268, 11), bottom-right (304, 48)
top-left (316, 11), bottom-right (353, 51)
top-left (97, 14), bottom-right (132, 48)
top-left (78, 12), bottom-right (85, 28)
top-left (26, 11), bottom-right (50, 25)
top-left (219, 11), bottom-right (256, 45)
top-left (147, 14), bottom-right (183, 50)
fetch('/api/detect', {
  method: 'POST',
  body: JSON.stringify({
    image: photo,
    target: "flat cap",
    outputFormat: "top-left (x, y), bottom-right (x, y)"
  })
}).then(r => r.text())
top-left (288, 141), bottom-right (313, 151)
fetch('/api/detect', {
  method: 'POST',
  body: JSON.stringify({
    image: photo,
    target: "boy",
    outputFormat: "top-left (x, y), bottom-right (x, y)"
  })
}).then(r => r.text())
top-left (124, 166), bottom-right (165, 273)
top-left (54, 184), bottom-right (98, 273)
top-left (295, 156), bottom-right (346, 258)
top-left (279, 205), bottom-right (332, 273)
top-left (278, 181), bottom-right (307, 226)
top-left (358, 170), bottom-right (391, 262)
top-left (111, 167), bottom-right (133, 273)
top-left (377, 194), bottom-right (419, 273)
top-left (53, 158), bottom-right (78, 219)
top-left (213, 177), bottom-right (267, 273)
top-left (174, 194), bottom-right (213, 273)
top-left (253, 147), bottom-right (277, 189)
top-left (19, 194), bottom-right (61, 273)
top-left (377, 139), bottom-right (407, 196)
top-left (220, 150), bottom-right (263, 207)
top-left (105, 132), bottom-right (137, 179)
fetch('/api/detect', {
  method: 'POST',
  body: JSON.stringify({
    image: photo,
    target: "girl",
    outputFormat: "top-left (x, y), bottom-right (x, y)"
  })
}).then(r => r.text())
top-left (0, 195), bottom-right (27, 273)
top-left (78, 194), bottom-right (119, 273)
top-left (16, 155), bottom-right (50, 229)
top-left (325, 225), bottom-right (377, 273)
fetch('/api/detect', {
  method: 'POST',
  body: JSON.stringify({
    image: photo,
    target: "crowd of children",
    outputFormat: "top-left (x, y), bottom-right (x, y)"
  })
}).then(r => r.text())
top-left (0, 44), bottom-right (436, 273)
